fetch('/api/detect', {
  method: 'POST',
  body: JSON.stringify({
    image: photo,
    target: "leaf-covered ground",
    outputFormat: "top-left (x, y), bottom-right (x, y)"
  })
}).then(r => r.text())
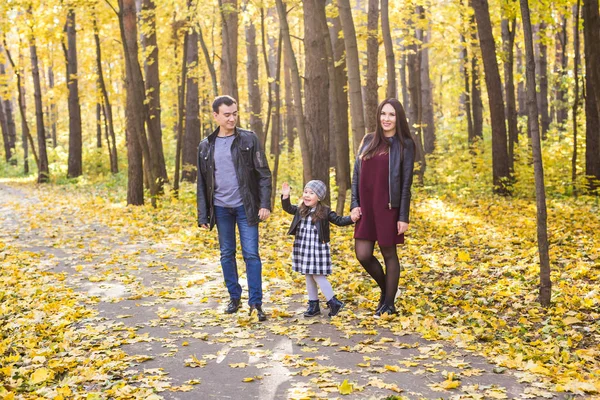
top-left (0, 179), bottom-right (599, 399)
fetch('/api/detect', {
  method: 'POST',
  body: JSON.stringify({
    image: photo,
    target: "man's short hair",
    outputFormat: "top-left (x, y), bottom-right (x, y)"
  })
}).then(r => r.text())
top-left (212, 95), bottom-right (237, 113)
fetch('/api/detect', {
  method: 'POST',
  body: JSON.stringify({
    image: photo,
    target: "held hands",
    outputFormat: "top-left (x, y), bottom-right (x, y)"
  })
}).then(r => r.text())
top-left (350, 207), bottom-right (361, 223)
top-left (397, 221), bottom-right (409, 235)
top-left (281, 182), bottom-right (291, 199)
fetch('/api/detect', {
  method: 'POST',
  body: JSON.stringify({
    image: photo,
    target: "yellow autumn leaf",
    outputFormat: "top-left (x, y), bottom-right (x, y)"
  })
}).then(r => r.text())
top-left (457, 251), bottom-right (471, 262)
top-left (338, 379), bottom-right (353, 395)
top-left (441, 379), bottom-right (461, 389)
top-left (562, 316), bottom-right (581, 325)
top-left (384, 364), bottom-right (401, 372)
top-left (30, 367), bottom-right (53, 385)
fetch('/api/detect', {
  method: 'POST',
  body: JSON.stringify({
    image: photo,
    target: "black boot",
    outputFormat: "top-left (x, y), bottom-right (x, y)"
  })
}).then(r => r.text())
top-left (225, 298), bottom-right (241, 314)
top-left (303, 300), bottom-right (321, 317)
top-left (249, 304), bottom-right (267, 321)
top-left (375, 291), bottom-right (386, 313)
top-left (326, 296), bottom-right (344, 317)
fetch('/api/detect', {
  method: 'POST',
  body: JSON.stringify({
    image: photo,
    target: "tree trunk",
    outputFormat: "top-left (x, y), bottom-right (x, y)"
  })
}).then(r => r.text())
top-left (173, 30), bottom-right (189, 197)
top-left (573, 0), bottom-right (581, 192)
top-left (304, 0), bottom-right (330, 202)
top-left (0, 44), bottom-right (16, 164)
top-left (119, 0), bottom-right (160, 205)
top-left (537, 22), bottom-right (550, 138)
top-left (470, 13), bottom-right (484, 142)
top-left (182, 27), bottom-right (200, 183)
top-left (219, 0), bottom-right (239, 101)
top-left (472, 0), bottom-right (510, 194)
top-left (330, 13), bottom-right (351, 214)
top-left (337, 0), bottom-right (366, 153)
top-left (29, 32), bottom-right (50, 183)
top-left (421, 26), bottom-right (435, 154)
top-left (407, 5), bottom-right (426, 185)
top-left (461, 33), bottom-right (474, 142)
top-left (4, 44), bottom-right (37, 172)
top-left (276, 0), bottom-right (310, 181)
top-left (198, 27), bottom-right (218, 97)
top-left (583, 0), bottom-right (600, 190)
top-left (381, 0), bottom-right (396, 99)
top-left (283, 31), bottom-right (295, 154)
top-left (269, 33), bottom-right (283, 207)
top-left (142, 0), bottom-right (168, 183)
top-left (22, 80), bottom-right (29, 174)
top-left (516, 42), bottom-right (527, 119)
top-left (259, 8), bottom-right (273, 151)
top-left (502, 18), bottom-right (518, 173)
top-left (65, 9), bottom-right (83, 178)
top-left (245, 18), bottom-right (264, 144)
top-left (0, 98), bottom-right (10, 163)
top-left (94, 17), bottom-right (118, 174)
top-left (555, 16), bottom-right (568, 129)
top-left (48, 65), bottom-right (57, 148)
top-left (400, 44), bottom-right (410, 117)
top-left (364, 0), bottom-right (379, 133)
top-left (519, 0), bottom-right (551, 307)
top-left (96, 98), bottom-right (102, 148)
top-left (583, 0), bottom-right (600, 119)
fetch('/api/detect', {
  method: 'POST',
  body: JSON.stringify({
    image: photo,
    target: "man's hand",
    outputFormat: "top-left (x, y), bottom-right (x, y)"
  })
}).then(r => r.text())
top-left (281, 182), bottom-right (291, 199)
top-left (397, 221), bottom-right (409, 235)
top-left (258, 208), bottom-right (271, 221)
top-left (199, 223), bottom-right (209, 229)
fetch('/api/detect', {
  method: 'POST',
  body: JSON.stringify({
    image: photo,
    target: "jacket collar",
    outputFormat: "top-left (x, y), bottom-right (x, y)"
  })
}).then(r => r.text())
top-left (207, 126), bottom-right (240, 143)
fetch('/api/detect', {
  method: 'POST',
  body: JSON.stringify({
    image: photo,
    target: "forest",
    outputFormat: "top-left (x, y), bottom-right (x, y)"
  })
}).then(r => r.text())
top-left (0, 0), bottom-right (599, 398)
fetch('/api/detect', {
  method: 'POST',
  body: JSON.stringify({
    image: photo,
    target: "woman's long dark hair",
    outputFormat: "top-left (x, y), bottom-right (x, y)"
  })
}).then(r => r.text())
top-left (360, 98), bottom-right (412, 160)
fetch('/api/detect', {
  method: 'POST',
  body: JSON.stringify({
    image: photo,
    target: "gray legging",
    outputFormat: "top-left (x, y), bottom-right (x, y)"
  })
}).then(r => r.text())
top-left (305, 274), bottom-right (335, 301)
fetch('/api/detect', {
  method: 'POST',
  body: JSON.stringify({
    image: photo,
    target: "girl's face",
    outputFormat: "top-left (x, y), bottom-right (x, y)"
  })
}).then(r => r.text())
top-left (380, 103), bottom-right (397, 135)
top-left (303, 189), bottom-right (319, 208)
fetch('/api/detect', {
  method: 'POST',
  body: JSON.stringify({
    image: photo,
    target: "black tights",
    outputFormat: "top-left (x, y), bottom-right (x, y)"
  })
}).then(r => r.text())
top-left (355, 239), bottom-right (400, 306)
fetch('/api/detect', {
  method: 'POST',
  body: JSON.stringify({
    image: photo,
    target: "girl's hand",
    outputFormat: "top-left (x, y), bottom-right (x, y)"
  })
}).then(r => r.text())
top-left (351, 207), bottom-right (361, 221)
top-left (281, 182), bottom-right (291, 199)
top-left (397, 221), bottom-right (409, 235)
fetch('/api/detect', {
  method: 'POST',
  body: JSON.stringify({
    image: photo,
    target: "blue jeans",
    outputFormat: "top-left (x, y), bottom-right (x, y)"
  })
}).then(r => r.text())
top-left (214, 205), bottom-right (263, 305)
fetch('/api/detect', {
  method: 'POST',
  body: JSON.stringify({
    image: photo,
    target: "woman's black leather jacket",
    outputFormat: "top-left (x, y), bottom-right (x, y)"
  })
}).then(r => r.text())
top-left (350, 133), bottom-right (415, 223)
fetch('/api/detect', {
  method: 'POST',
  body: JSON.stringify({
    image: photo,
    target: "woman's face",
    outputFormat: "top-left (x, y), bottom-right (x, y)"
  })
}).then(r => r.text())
top-left (302, 189), bottom-right (319, 208)
top-left (380, 103), bottom-right (397, 135)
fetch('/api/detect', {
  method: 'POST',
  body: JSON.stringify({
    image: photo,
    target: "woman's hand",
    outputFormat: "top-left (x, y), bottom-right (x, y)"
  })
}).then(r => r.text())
top-left (281, 182), bottom-right (291, 199)
top-left (397, 221), bottom-right (409, 235)
top-left (351, 207), bottom-right (361, 222)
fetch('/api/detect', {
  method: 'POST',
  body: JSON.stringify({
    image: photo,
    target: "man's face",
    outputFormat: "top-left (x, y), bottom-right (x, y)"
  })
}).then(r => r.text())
top-left (213, 103), bottom-right (238, 131)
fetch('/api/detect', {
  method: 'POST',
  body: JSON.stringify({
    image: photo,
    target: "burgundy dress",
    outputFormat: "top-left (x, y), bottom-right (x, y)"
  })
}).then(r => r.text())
top-left (354, 151), bottom-right (404, 246)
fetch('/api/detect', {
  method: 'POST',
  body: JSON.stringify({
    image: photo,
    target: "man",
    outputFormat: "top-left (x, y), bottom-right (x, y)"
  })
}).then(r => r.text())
top-left (197, 95), bottom-right (272, 321)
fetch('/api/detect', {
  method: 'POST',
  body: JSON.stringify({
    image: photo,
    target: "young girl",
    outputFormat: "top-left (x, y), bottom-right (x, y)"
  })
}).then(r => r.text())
top-left (281, 180), bottom-right (357, 317)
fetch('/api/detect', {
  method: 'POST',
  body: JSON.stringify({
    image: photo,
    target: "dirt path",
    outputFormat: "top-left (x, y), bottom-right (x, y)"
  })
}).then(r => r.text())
top-left (0, 183), bottom-right (565, 399)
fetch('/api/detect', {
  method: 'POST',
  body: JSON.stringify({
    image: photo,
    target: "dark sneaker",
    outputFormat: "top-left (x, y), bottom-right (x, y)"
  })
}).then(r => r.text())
top-left (225, 298), bottom-right (241, 314)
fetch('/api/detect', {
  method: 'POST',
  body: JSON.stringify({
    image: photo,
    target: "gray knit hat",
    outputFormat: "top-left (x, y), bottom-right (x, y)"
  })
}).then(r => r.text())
top-left (304, 180), bottom-right (327, 200)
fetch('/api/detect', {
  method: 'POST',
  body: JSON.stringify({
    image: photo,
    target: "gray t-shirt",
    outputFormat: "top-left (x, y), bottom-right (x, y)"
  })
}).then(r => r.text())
top-left (214, 135), bottom-right (243, 208)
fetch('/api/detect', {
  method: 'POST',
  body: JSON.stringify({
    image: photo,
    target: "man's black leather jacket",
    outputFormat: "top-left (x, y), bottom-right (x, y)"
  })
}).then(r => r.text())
top-left (350, 133), bottom-right (415, 223)
top-left (281, 196), bottom-right (353, 243)
top-left (197, 127), bottom-right (272, 229)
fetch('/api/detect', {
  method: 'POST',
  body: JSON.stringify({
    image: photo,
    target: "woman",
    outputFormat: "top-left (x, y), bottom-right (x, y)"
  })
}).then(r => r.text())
top-left (351, 98), bottom-right (415, 316)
